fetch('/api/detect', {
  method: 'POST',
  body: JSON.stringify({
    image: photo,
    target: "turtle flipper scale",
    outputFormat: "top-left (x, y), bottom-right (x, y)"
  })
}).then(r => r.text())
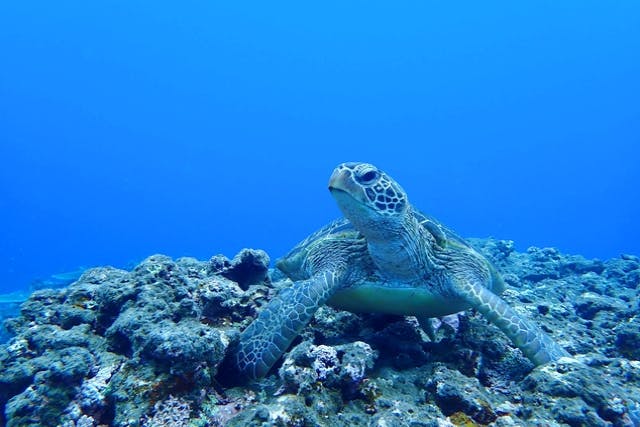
top-left (236, 271), bottom-right (340, 379)
top-left (453, 278), bottom-right (569, 365)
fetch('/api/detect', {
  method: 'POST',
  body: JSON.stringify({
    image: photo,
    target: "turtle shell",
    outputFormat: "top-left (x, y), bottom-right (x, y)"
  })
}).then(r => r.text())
top-left (412, 209), bottom-right (472, 250)
top-left (276, 218), bottom-right (359, 280)
top-left (276, 209), bottom-right (472, 279)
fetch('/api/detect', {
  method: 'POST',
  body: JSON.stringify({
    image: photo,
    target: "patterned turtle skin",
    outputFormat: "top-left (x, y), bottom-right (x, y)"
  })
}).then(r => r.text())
top-left (236, 162), bottom-right (569, 379)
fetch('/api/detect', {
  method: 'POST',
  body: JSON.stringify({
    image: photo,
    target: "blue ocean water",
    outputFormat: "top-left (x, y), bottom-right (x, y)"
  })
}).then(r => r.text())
top-left (0, 2), bottom-right (638, 294)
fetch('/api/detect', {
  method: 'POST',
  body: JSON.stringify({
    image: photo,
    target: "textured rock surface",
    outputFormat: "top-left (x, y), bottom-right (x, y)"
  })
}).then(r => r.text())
top-left (0, 252), bottom-right (267, 427)
top-left (1, 242), bottom-right (639, 426)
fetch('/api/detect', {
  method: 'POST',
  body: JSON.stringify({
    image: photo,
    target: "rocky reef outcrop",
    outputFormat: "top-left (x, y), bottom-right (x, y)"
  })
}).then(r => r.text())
top-left (1, 242), bottom-right (639, 426)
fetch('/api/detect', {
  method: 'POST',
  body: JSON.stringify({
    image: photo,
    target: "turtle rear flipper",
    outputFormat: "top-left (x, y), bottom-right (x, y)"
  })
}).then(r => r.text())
top-left (452, 278), bottom-right (569, 365)
top-left (236, 271), bottom-right (341, 379)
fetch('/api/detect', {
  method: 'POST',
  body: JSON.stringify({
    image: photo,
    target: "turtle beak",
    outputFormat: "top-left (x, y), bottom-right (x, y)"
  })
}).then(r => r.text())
top-left (328, 165), bottom-right (370, 208)
top-left (329, 164), bottom-right (378, 227)
top-left (328, 166), bottom-right (352, 194)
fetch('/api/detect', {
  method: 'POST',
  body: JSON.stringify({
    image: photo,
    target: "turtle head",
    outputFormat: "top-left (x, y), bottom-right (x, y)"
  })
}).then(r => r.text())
top-left (329, 162), bottom-right (408, 239)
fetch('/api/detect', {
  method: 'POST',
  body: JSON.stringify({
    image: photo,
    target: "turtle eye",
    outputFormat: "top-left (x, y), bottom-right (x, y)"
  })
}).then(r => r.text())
top-left (357, 170), bottom-right (378, 184)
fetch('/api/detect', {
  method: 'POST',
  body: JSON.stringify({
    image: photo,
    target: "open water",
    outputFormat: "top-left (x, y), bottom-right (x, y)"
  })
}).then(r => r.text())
top-left (1, 1), bottom-right (639, 294)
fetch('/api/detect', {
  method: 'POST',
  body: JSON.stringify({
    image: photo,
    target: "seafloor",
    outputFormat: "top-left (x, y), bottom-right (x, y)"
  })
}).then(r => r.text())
top-left (0, 239), bottom-right (639, 427)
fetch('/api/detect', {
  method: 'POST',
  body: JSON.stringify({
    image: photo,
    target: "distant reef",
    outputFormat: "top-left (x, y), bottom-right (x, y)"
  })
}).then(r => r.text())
top-left (1, 241), bottom-right (639, 426)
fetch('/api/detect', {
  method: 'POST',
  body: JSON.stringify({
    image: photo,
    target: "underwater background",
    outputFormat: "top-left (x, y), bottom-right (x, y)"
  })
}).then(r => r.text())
top-left (1, 1), bottom-right (639, 294)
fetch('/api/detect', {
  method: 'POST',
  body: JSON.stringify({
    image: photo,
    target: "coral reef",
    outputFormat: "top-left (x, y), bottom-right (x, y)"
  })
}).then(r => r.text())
top-left (1, 242), bottom-right (639, 426)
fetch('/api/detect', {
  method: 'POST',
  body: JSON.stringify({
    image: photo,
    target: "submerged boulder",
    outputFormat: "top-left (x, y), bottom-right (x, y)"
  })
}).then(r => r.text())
top-left (0, 251), bottom-right (268, 427)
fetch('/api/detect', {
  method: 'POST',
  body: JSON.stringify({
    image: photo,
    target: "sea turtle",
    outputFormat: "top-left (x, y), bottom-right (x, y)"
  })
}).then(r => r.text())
top-left (236, 162), bottom-right (569, 379)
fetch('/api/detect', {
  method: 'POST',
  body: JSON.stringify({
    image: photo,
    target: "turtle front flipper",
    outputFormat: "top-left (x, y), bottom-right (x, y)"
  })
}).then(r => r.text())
top-left (452, 278), bottom-right (569, 366)
top-left (236, 271), bottom-right (341, 379)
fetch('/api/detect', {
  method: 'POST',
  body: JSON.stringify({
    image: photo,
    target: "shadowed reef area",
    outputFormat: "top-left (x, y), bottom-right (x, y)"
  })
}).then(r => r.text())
top-left (1, 241), bottom-right (639, 426)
